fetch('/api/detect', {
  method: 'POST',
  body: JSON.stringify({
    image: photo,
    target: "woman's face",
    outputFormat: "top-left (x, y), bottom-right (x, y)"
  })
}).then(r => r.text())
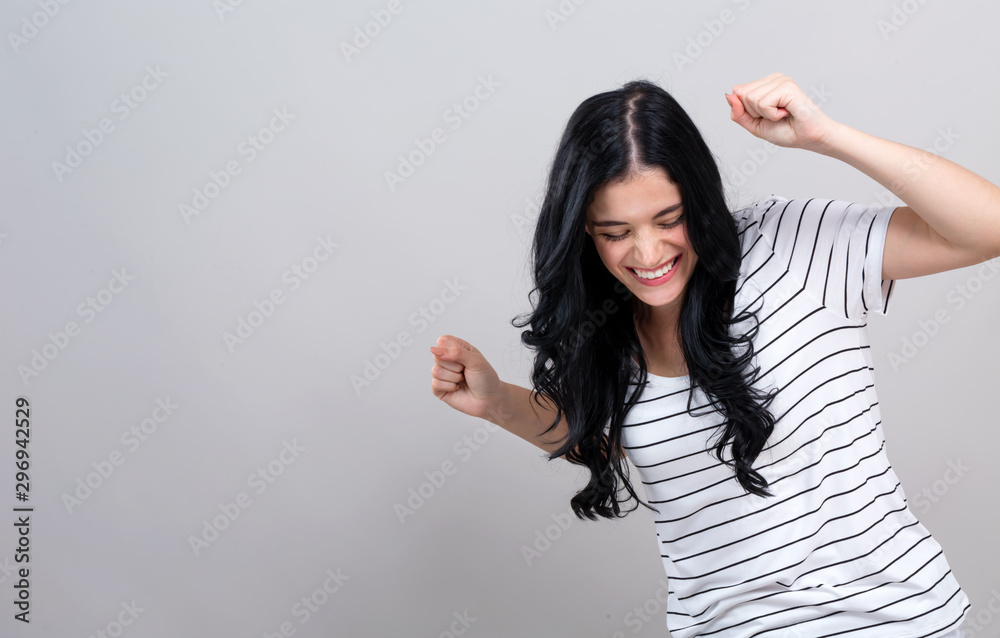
top-left (584, 167), bottom-right (698, 317)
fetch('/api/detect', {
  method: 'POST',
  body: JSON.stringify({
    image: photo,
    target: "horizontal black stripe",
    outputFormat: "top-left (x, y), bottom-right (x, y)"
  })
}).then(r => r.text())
top-left (657, 463), bottom-right (899, 566)
top-left (694, 545), bottom-right (954, 636)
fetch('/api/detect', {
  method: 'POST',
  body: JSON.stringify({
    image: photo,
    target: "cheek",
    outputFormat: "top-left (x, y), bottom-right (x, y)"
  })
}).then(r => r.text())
top-left (678, 230), bottom-right (696, 261)
top-left (599, 245), bottom-right (626, 270)
top-left (685, 253), bottom-right (699, 276)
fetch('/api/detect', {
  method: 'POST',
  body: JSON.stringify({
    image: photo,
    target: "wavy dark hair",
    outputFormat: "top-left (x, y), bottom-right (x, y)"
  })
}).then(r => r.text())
top-left (511, 79), bottom-right (779, 521)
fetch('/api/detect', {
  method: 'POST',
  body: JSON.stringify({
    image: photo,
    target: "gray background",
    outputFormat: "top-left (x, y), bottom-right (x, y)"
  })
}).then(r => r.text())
top-left (1, 0), bottom-right (998, 636)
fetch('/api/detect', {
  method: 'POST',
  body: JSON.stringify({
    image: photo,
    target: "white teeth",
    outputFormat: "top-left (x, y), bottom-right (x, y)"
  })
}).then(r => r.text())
top-left (631, 256), bottom-right (678, 279)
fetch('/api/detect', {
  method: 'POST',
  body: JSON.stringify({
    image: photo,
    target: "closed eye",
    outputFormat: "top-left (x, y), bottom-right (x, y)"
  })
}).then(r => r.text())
top-left (601, 215), bottom-right (684, 242)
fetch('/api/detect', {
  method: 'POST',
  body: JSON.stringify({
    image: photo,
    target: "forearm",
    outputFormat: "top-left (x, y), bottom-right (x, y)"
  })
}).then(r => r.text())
top-left (815, 121), bottom-right (1000, 255)
top-left (485, 382), bottom-right (570, 457)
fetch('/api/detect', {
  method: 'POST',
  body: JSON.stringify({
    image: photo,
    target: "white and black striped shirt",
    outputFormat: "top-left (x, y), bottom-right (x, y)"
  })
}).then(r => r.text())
top-left (622, 196), bottom-right (970, 638)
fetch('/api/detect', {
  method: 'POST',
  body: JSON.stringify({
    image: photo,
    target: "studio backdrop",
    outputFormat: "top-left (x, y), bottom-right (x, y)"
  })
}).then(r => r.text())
top-left (1, 0), bottom-right (997, 636)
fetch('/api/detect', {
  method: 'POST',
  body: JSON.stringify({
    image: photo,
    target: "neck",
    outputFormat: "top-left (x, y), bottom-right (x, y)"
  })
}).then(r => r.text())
top-left (632, 296), bottom-right (682, 341)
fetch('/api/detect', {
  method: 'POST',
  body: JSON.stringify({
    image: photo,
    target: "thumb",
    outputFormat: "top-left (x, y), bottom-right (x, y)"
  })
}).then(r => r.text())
top-left (726, 93), bottom-right (756, 133)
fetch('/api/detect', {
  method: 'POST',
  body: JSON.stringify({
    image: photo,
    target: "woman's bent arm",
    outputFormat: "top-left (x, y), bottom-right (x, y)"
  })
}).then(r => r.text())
top-left (485, 382), bottom-right (571, 458)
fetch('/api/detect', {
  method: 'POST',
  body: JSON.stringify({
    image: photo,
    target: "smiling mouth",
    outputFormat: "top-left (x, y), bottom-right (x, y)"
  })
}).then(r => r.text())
top-left (628, 254), bottom-right (680, 280)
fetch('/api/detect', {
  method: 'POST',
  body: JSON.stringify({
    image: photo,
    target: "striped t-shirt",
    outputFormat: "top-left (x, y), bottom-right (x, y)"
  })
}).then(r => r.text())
top-left (621, 195), bottom-right (970, 638)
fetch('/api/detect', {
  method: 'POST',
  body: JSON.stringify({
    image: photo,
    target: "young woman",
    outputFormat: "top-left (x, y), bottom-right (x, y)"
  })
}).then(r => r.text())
top-left (428, 73), bottom-right (996, 638)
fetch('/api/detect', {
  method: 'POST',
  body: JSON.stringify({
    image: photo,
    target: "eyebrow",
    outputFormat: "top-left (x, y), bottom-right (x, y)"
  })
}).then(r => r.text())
top-left (590, 203), bottom-right (683, 228)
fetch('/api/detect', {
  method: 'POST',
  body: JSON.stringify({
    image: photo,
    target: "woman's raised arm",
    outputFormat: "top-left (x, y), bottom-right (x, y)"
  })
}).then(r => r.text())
top-left (727, 72), bottom-right (1000, 281)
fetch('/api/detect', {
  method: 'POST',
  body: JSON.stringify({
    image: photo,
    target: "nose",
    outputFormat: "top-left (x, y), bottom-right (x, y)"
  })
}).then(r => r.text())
top-left (633, 230), bottom-right (671, 268)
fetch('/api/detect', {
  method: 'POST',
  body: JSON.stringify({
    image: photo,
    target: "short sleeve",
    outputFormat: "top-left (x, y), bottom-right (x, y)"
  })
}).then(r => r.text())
top-left (748, 195), bottom-right (898, 322)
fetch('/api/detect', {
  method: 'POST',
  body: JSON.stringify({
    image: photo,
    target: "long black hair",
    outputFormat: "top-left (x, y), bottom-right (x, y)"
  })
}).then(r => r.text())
top-left (511, 79), bottom-right (779, 521)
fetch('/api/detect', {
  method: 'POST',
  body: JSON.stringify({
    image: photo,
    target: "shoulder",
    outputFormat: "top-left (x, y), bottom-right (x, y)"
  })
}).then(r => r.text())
top-left (731, 195), bottom-right (899, 321)
top-left (733, 194), bottom-right (866, 253)
top-left (732, 194), bottom-right (789, 234)
top-left (731, 194), bottom-right (791, 261)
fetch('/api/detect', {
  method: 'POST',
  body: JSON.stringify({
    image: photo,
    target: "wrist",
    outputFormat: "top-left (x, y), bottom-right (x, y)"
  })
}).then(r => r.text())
top-left (810, 120), bottom-right (855, 158)
top-left (483, 381), bottom-right (514, 427)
